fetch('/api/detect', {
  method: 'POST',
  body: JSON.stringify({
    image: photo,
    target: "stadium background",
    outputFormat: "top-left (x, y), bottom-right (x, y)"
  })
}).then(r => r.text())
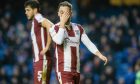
top-left (0, 0), bottom-right (140, 84)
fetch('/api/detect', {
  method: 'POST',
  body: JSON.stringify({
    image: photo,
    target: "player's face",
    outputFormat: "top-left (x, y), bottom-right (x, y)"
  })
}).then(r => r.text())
top-left (58, 6), bottom-right (72, 18)
top-left (25, 6), bottom-right (34, 20)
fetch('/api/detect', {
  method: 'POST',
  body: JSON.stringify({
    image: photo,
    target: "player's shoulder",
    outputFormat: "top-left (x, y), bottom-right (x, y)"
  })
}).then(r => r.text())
top-left (54, 22), bottom-right (60, 26)
top-left (71, 22), bottom-right (77, 26)
top-left (35, 13), bottom-right (43, 19)
top-left (72, 22), bottom-right (84, 31)
top-left (53, 22), bottom-right (60, 28)
top-left (34, 13), bottom-right (45, 22)
top-left (71, 22), bottom-right (84, 33)
top-left (71, 22), bottom-right (82, 28)
top-left (50, 22), bottom-right (60, 32)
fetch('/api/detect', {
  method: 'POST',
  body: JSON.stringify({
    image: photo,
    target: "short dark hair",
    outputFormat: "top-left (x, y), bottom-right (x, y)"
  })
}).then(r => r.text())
top-left (58, 1), bottom-right (72, 10)
top-left (24, 0), bottom-right (40, 12)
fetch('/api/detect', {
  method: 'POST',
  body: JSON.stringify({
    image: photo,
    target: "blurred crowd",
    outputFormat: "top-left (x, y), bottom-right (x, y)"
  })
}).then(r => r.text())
top-left (0, 0), bottom-right (140, 84)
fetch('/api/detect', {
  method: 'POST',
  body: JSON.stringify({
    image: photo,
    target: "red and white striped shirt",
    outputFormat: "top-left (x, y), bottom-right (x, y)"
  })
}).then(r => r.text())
top-left (50, 22), bottom-right (98, 73)
top-left (31, 13), bottom-right (50, 62)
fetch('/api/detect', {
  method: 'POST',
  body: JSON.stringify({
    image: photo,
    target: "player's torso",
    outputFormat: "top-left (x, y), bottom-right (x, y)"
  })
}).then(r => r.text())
top-left (31, 19), bottom-right (49, 62)
top-left (63, 23), bottom-right (81, 48)
top-left (56, 23), bottom-right (81, 73)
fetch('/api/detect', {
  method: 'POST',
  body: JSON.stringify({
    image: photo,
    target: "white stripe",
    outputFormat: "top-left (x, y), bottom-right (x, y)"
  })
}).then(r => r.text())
top-left (63, 30), bottom-right (71, 72)
top-left (55, 46), bottom-right (59, 72)
top-left (64, 44), bottom-right (71, 72)
top-left (31, 22), bottom-right (39, 62)
top-left (41, 28), bottom-right (46, 59)
top-left (76, 46), bottom-right (80, 73)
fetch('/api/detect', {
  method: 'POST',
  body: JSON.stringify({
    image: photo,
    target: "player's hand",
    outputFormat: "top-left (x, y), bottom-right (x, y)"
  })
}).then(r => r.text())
top-left (100, 55), bottom-right (108, 65)
top-left (40, 49), bottom-right (47, 56)
top-left (60, 11), bottom-right (70, 28)
top-left (95, 51), bottom-right (108, 65)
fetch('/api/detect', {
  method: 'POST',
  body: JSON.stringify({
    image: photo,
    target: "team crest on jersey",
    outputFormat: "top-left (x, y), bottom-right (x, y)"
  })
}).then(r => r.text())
top-left (75, 30), bottom-right (80, 35)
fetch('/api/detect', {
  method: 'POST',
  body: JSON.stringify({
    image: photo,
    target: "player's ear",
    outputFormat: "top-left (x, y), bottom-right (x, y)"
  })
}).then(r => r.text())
top-left (70, 11), bottom-right (72, 15)
top-left (33, 8), bottom-right (38, 14)
top-left (70, 11), bottom-right (72, 16)
top-left (58, 11), bottom-right (60, 17)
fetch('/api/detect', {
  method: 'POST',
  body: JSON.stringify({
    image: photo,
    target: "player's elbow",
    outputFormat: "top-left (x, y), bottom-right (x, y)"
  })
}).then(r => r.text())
top-left (55, 40), bottom-right (63, 45)
top-left (53, 38), bottom-right (63, 45)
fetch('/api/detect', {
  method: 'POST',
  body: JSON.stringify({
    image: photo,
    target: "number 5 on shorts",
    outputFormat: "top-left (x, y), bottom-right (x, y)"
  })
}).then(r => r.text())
top-left (37, 71), bottom-right (42, 82)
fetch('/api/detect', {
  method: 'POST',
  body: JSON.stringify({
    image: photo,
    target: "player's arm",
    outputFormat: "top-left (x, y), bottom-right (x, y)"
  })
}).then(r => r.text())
top-left (81, 30), bottom-right (108, 65)
top-left (49, 25), bottom-right (65, 45)
top-left (40, 19), bottom-right (53, 55)
top-left (35, 14), bottom-right (53, 55)
top-left (49, 11), bottom-right (70, 45)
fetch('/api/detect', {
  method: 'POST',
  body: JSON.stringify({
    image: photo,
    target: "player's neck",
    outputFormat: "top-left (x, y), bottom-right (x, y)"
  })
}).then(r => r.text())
top-left (34, 12), bottom-right (40, 16)
top-left (65, 19), bottom-right (71, 30)
top-left (66, 18), bottom-right (71, 25)
top-left (65, 24), bottom-right (71, 30)
top-left (32, 12), bottom-right (40, 20)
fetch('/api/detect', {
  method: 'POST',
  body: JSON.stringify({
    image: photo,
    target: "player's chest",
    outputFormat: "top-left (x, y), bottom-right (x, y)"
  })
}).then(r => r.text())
top-left (31, 22), bottom-right (42, 37)
top-left (64, 27), bottom-right (81, 43)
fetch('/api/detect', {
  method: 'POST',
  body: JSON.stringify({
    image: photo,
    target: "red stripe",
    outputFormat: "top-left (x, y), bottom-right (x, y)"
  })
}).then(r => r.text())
top-left (54, 47), bottom-right (57, 71)
top-left (54, 25), bottom-right (59, 33)
top-left (71, 46), bottom-right (77, 72)
top-left (57, 44), bottom-right (64, 72)
top-left (77, 24), bottom-right (84, 40)
top-left (66, 27), bottom-right (75, 37)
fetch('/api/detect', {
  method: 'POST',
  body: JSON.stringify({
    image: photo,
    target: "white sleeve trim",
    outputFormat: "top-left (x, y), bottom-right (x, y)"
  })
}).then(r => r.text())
top-left (81, 33), bottom-right (98, 54)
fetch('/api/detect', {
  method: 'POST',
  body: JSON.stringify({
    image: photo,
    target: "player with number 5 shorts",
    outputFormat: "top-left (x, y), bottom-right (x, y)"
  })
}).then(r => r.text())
top-left (24, 0), bottom-right (53, 84)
